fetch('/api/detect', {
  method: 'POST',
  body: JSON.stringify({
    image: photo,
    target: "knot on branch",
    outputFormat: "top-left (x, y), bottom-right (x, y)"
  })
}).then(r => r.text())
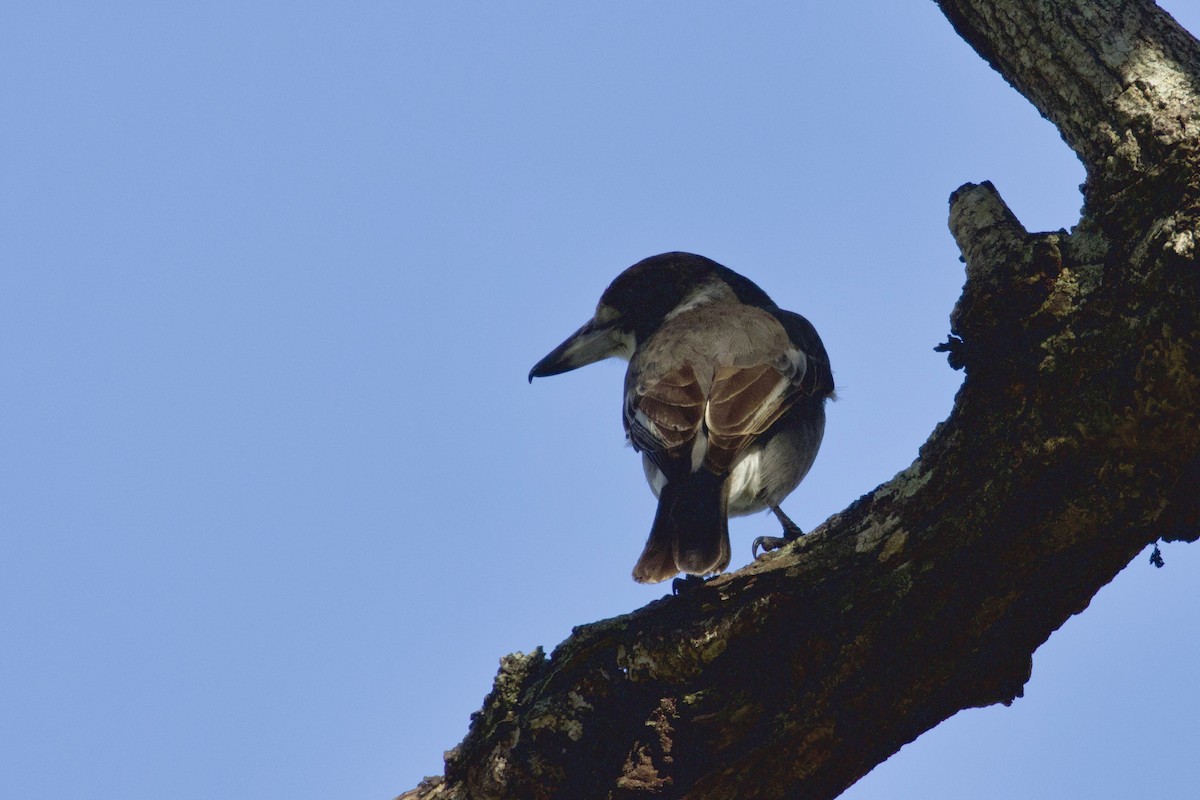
top-left (943, 181), bottom-right (1070, 375)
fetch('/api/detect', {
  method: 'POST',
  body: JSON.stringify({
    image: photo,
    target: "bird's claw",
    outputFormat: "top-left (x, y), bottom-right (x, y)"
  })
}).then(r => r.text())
top-left (752, 535), bottom-right (790, 559)
top-left (753, 507), bottom-right (805, 559)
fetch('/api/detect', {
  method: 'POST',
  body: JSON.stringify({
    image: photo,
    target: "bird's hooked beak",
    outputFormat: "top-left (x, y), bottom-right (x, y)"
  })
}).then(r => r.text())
top-left (528, 316), bottom-right (629, 382)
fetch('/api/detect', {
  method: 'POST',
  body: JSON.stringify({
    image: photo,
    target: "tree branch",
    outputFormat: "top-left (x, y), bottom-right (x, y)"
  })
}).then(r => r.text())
top-left (401, 2), bottom-right (1200, 797)
top-left (937, 0), bottom-right (1200, 177)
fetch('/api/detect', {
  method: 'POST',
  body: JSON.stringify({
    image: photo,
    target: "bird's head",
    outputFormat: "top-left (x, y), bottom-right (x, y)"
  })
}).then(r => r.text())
top-left (528, 251), bottom-right (775, 381)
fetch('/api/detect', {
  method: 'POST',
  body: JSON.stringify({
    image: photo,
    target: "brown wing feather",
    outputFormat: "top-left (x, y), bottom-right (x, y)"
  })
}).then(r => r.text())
top-left (704, 362), bottom-right (795, 473)
top-left (628, 362), bottom-right (705, 459)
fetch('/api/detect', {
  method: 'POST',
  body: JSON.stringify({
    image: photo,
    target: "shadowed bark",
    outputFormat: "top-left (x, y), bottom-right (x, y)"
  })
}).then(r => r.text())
top-left (400, 2), bottom-right (1200, 798)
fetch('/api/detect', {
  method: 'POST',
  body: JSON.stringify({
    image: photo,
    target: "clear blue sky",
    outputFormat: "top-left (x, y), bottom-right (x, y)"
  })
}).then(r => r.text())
top-left (3, 3), bottom-right (1197, 799)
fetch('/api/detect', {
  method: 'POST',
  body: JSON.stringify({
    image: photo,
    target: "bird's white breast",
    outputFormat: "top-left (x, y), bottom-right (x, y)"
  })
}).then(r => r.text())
top-left (641, 448), bottom-right (773, 516)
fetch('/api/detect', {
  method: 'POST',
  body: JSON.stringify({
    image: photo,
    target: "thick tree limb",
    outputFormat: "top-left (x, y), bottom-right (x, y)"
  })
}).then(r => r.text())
top-left (401, 2), bottom-right (1200, 798)
top-left (937, 0), bottom-right (1200, 177)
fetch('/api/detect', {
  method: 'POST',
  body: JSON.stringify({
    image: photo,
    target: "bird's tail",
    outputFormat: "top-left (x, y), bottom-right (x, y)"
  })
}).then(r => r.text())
top-left (632, 470), bottom-right (730, 584)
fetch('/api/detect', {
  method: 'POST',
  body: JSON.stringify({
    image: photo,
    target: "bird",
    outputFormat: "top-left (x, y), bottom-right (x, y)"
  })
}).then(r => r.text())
top-left (528, 252), bottom-right (833, 584)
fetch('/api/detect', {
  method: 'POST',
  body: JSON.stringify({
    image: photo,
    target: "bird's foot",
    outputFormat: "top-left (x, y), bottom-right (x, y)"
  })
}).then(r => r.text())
top-left (751, 535), bottom-right (789, 558)
top-left (671, 574), bottom-right (710, 596)
top-left (752, 506), bottom-right (805, 559)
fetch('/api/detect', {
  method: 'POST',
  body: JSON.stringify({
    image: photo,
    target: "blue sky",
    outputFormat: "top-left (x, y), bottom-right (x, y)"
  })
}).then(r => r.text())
top-left (2, 3), bottom-right (1197, 798)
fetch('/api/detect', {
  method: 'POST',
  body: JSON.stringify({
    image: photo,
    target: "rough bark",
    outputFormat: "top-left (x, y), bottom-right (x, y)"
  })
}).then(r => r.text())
top-left (400, 2), bottom-right (1200, 798)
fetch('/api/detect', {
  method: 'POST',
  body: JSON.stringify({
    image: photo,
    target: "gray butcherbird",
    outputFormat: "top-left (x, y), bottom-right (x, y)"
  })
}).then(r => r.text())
top-left (529, 252), bottom-right (833, 584)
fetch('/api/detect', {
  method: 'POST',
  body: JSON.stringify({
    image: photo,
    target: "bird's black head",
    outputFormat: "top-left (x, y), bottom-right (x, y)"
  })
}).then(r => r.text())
top-left (598, 252), bottom-right (774, 341)
top-left (529, 252), bottom-right (776, 381)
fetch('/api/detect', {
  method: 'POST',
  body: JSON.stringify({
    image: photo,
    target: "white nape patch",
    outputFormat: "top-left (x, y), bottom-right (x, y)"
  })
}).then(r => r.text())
top-left (726, 450), bottom-right (765, 514)
top-left (664, 279), bottom-right (733, 321)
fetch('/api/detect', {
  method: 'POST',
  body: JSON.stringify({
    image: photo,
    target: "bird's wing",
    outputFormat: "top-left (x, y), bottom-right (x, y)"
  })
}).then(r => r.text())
top-left (703, 361), bottom-right (798, 474)
top-left (625, 304), bottom-right (831, 479)
top-left (627, 358), bottom-right (799, 478)
top-left (625, 361), bottom-right (706, 477)
top-left (766, 308), bottom-right (835, 400)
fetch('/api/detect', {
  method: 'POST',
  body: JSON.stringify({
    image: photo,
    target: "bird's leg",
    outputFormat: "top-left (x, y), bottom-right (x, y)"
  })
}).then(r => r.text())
top-left (752, 506), bottom-right (805, 558)
top-left (771, 504), bottom-right (805, 538)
